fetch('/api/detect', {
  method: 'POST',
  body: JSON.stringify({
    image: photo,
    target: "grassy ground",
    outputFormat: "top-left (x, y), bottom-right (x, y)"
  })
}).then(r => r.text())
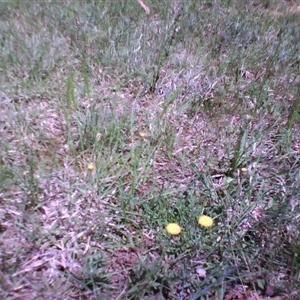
top-left (0, 0), bottom-right (300, 299)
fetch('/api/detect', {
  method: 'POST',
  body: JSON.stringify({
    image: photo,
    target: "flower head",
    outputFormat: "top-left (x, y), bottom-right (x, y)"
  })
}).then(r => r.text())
top-left (198, 215), bottom-right (213, 228)
top-left (138, 131), bottom-right (147, 138)
top-left (88, 163), bottom-right (95, 170)
top-left (166, 223), bottom-right (181, 235)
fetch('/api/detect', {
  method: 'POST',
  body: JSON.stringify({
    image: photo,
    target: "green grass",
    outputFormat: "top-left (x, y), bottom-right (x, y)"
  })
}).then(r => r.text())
top-left (1, 0), bottom-right (300, 299)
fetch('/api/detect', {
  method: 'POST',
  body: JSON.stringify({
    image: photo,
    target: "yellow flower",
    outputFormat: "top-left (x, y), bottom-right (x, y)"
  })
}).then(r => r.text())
top-left (241, 167), bottom-right (247, 172)
top-left (198, 215), bottom-right (213, 228)
top-left (166, 223), bottom-right (181, 235)
top-left (138, 131), bottom-right (147, 138)
top-left (88, 163), bottom-right (94, 170)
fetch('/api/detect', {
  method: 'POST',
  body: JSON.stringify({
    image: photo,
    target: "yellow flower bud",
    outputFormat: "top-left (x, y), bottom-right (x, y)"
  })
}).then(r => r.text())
top-left (166, 223), bottom-right (181, 235)
top-left (88, 163), bottom-right (94, 170)
top-left (198, 215), bottom-right (213, 228)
